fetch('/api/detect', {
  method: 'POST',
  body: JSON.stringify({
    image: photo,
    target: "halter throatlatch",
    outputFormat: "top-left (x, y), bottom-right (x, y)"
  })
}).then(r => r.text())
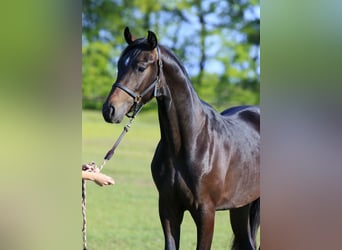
top-left (112, 46), bottom-right (163, 118)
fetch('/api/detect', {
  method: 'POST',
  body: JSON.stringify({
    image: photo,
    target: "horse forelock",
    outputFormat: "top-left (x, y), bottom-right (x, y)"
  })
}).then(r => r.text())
top-left (118, 38), bottom-right (155, 72)
top-left (118, 47), bottom-right (140, 69)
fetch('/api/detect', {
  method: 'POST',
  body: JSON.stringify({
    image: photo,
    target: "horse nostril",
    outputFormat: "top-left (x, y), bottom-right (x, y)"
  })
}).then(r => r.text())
top-left (109, 105), bottom-right (115, 119)
top-left (102, 103), bottom-right (115, 123)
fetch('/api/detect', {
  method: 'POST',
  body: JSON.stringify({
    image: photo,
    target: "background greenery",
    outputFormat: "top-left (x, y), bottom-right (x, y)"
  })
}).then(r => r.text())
top-left (82, 0), bottom-right (260, 110)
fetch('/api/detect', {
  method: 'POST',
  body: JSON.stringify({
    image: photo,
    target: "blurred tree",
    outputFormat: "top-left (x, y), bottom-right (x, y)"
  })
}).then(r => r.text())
top-left (82, 0), bottom-right (259, 110)
top-left (82, 42), bottom-right (116, 109)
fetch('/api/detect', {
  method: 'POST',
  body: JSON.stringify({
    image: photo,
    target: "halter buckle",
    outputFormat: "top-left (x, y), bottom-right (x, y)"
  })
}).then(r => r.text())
top-left (134, 95), bottom-right (142, 103)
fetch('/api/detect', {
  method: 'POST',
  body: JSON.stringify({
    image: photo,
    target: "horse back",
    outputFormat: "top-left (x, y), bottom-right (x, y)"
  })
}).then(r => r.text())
top-left (221, 105), bottom-right (260, 133)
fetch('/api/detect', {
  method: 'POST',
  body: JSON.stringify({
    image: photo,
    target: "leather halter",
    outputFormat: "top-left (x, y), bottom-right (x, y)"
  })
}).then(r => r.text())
top-left (113, 46), bottom-right (163, 118)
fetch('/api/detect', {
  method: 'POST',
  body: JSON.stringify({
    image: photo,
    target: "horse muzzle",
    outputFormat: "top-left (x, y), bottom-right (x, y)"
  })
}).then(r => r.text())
top-left (102, 101), bottom-right (128, 124)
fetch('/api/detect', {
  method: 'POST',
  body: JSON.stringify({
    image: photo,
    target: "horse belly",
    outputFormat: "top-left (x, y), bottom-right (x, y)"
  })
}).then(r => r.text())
top-left (217, 160), bottom-right (259, 209)
top-left (202, 145), bottom-right (259, 210)
top-left (211, 180), bottom-right (259, 210)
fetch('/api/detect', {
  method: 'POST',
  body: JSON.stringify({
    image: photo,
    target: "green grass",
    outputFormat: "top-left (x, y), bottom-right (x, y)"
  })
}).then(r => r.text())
top-left (82, 109), bottom-right (256, 249)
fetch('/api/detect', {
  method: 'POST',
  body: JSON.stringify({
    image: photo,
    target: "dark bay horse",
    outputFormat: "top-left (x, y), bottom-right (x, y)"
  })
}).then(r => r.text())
top-left (102, 27), bottom-right (260, 250)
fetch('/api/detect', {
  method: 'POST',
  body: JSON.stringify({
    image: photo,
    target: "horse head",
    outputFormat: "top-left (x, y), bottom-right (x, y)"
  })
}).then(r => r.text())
top-left (102, 27), bottom-right (161, 123)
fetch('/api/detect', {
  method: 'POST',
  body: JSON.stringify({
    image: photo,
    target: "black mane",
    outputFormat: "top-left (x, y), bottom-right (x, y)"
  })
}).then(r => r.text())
top-left (159, 45), bottom-right (191, 80)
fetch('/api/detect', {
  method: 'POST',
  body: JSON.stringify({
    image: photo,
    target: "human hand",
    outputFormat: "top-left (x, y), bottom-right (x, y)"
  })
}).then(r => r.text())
top-left (82, 162), bottom-right (115, 186)
top-left (93, 172), bottom-right (115, 186)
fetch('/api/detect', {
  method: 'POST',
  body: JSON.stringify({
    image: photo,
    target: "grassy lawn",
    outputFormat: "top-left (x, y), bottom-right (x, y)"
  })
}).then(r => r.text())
top-left (82, 109), bottom-right (248, 249)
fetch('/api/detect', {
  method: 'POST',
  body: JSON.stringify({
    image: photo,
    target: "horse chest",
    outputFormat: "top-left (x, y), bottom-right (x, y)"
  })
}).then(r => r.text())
top-left (153, 159), bottom-right (198, 207)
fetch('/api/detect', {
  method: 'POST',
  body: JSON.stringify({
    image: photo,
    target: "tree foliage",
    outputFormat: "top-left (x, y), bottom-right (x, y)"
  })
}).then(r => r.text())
top-left (82, 0), bottom-right (260, 111)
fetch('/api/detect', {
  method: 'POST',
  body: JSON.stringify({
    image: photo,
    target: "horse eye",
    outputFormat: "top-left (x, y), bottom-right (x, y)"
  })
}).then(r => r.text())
top-left (137, 65), bottom-right (146, 72)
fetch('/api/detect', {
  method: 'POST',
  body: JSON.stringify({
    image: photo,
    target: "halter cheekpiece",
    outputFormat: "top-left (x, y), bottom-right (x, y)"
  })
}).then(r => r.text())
top-left (113, 46), bottom-right (163, 118)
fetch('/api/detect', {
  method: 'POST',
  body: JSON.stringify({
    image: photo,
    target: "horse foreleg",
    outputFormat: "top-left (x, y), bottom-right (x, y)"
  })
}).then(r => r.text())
top-left (159, 198), bottom-right (184, 250)
top-left (190, 204), bottom-right (215, 250)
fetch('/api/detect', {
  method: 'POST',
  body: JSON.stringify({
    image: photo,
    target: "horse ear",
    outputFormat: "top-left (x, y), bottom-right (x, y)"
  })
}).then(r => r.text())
top-left (147, 30), bottom-right (158, 49)
top-left (124, 27), bottom-right (134, 45)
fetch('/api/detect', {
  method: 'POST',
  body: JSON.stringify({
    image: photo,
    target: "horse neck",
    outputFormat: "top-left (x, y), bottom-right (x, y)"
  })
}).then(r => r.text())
top-left (157, 49), bottom-right (205, 155)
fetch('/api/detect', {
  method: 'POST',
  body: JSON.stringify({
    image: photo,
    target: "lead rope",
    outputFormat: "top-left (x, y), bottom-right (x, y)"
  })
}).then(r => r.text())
top-left (82, 178), bottom-right (87, 250)
top-left (81, 105), bottom-right (143, 250)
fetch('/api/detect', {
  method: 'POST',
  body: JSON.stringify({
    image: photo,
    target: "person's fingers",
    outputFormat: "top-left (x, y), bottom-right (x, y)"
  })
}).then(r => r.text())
top-left (93, 173), bottom-right (115, 186)
top-left (107, 176), bottom-right (115, 185)
top-left (103, 178), bottom-right (114, 185)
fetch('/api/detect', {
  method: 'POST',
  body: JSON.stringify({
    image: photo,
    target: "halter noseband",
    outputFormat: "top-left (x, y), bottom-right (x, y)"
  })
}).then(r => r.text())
top-left (113, 46), bottom-right (163, 118)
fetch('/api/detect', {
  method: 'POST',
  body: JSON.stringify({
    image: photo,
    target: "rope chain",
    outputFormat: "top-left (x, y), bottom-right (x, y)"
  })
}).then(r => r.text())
top-left (82, 179), bottom-right (87, 250)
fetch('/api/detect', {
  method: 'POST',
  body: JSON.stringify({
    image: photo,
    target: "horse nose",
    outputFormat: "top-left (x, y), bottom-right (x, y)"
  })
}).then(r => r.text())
top-left (102, 103), bottom-right (115, 123)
